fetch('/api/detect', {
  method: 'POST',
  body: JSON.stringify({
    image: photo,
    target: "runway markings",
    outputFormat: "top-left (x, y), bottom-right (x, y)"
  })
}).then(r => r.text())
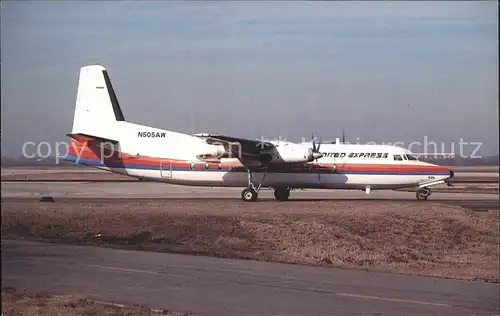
top-left (79, 263), bottom-right (199, 279)
top-left (336, 292), bottom-right (451, 307)
top-left (86, 299), bottom-right (125, 308)
top-left (80, 263), bottom-right (159, 275)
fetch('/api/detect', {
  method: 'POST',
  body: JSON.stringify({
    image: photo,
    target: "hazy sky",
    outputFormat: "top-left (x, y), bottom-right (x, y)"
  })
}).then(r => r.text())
top-left (1, 1), bottom-right (498, 157)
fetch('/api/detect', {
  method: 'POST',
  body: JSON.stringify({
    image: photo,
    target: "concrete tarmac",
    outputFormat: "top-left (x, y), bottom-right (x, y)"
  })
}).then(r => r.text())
top-left (0, 167), bottom-right (104, 176)
top-left (1, 181), bottom-right (498, 210)
top-left (2, 177), bottom-right (499, 315)
top-left (2, 239), bottom-right (498, 316)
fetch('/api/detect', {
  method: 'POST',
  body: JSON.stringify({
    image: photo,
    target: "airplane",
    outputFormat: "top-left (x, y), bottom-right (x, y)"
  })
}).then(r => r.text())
top-left (62, 65), bottom-right (455, 202)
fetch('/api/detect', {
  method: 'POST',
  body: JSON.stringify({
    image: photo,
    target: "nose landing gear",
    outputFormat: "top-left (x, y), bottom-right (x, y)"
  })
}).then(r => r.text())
top-left (416, 187), bottom-right (432, 201)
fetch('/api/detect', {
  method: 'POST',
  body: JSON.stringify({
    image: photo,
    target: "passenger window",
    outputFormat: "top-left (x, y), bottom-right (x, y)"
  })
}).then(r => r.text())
top-left (393, 154), bottom-right (403, 161)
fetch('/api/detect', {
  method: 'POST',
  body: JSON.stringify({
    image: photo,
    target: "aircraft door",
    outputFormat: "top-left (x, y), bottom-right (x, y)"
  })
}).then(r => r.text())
top-left (160, 161), bottom-right (172, 178)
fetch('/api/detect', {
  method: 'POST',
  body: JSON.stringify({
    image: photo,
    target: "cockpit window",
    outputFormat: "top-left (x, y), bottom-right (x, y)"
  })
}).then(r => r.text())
top-left (406, 154), bottom-right (418, 160)
top-left (393, 154), bottom-right (403, 161)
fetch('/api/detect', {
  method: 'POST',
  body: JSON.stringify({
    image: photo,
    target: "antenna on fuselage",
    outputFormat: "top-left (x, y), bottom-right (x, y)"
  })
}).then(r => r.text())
top-left (336, 128), bottom-right (346, 144)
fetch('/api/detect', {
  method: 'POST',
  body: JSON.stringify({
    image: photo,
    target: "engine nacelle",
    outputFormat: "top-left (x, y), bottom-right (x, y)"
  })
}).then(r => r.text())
top-left (196, 144), bottom-right (228, 162)
top-left (270, 143), bottom-right (316, 164)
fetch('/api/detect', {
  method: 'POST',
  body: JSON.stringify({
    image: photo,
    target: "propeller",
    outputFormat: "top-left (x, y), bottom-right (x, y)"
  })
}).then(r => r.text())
top-left (341, 128), bottom-right (346, 143)
top-left (311, 133), bottom-right (323, 161)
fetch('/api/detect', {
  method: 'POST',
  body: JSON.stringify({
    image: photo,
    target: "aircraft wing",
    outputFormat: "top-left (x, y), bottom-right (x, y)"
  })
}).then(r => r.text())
top-left (194, 133), bottom-right (276, 165)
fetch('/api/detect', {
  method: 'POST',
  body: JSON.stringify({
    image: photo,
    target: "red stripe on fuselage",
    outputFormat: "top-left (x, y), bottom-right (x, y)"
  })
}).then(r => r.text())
top-left (67, 138), bottom-right (449, 173)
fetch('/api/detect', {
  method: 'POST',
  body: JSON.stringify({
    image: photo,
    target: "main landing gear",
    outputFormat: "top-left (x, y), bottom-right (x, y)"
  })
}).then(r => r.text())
top-left (273, 187), bottom-right (290, 201)
top-left (416, 187), bottom-right (432, 201)
top-left (241, 168), bottom-right (268, 202)
top-left (241, 168), bottom-right (292, 202)
top-left (241, 187), bottom-right (258, 202)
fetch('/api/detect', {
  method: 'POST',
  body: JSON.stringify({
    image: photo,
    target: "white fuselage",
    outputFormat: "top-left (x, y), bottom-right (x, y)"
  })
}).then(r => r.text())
top-left (65, 122), bottom-right (452, 190)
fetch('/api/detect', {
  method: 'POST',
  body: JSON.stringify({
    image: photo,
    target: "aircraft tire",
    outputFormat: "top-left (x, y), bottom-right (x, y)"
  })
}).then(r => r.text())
top-left (273, 188), bottom-right (290, 201)
top-left (242, 188), bottom-right (258, 202)
top-left (416, 189), bottom-right (429, 201)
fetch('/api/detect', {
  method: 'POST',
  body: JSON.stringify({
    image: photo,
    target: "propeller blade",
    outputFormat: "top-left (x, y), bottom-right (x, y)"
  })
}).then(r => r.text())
top-left (310, 133), bottom-right (323, 161)
top-left (311, 133), bottom-right (316, 152)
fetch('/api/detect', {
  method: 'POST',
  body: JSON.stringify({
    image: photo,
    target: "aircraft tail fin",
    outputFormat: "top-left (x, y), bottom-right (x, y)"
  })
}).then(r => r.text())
top-left (70, 65), bottom-right (125, 139)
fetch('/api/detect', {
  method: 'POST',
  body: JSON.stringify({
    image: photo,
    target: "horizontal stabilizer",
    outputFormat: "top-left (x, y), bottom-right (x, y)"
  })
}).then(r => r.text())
top-left (66, 133), bottom-right (119, 144)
